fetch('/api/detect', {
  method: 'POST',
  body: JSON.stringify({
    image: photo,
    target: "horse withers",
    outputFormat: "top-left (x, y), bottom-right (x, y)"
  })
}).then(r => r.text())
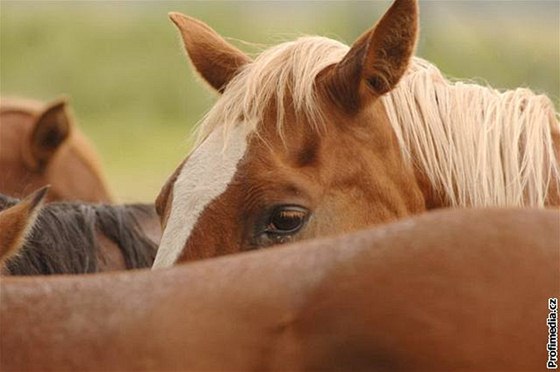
top-left (0, 97), bottom-right (113, 203)
top-left (153, 0), bottom-right (560, 266)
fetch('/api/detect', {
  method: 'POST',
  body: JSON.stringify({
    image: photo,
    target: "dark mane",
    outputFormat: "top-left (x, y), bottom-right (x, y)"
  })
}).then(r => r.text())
top-left (0, 194), bottom-right (157, 275)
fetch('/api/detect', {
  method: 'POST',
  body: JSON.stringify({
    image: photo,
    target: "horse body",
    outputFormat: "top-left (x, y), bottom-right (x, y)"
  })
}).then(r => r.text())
top-left (1, 208), bottom-right (558, 370)
top-left (153, 0), bottom-right (560, 266)
top-left (0, 97), bottom-right (113, 203)
top-left (0, 194), bottom-right (159, 275)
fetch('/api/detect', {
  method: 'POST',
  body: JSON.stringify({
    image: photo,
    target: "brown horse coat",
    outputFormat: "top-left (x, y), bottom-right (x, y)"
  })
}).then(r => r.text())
top-left (1, 208), bottom-right (558, 371)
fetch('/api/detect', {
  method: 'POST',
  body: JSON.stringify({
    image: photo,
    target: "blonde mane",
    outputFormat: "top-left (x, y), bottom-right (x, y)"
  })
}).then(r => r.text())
top-left (194, 36), bottom-right (560, 208)
top-left (193, 37), bottom-right (348, 146)
top-left (383, 58), bottom-right (560, 207)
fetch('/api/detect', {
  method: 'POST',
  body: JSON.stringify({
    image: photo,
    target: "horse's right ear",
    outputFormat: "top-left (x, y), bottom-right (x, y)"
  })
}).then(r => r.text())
top-left (0, 186), bottom-right (48, 265)
top-left (322, 0), bottom-right (418, 113)
top-left (169, 12), bottom-right (252, 93)
top-left (27, 99), bottom-right (71, 170)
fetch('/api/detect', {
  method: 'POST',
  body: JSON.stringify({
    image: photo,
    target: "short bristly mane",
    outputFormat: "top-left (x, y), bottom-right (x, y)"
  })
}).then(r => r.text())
top-left (193, 36), bottom-right (560, 208)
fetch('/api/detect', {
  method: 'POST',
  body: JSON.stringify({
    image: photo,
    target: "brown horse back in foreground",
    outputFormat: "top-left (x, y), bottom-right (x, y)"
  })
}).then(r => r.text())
top-left (1, 208), bottom-right (558, 370)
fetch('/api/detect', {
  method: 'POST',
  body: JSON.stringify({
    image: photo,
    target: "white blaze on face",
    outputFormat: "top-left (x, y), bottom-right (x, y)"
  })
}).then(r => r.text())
top-left (152, 124), bottom-right (250, 269)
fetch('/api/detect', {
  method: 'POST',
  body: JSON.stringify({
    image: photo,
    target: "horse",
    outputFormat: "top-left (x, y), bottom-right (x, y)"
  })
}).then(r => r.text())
top-left (0, 97), bottom-right (113, 203)
top-left (0, 193), bottom-right (159, 275)
top-left (152, 0), bottom-right (560, 267)
top-left (0, 187), bottom-right (48, 266)
top-left (1, 208), bottom-right (558, 370)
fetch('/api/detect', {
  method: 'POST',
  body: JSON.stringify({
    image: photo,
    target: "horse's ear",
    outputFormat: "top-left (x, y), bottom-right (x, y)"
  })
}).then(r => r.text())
top-left (0, 186), bottom-right (48, 266)
top-left (169, 12), bottom-right (252, 93)
top-left (28, 98), bottom-right (71, 169)
top-left (323, 0), bottom-right (418, 112)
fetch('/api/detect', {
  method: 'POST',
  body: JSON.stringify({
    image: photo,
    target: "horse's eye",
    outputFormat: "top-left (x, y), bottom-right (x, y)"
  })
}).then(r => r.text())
top-left (266, 206), bottom-right (309, 235)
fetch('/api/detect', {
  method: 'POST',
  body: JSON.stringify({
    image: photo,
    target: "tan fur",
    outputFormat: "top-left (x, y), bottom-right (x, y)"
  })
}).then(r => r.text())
top-left (0, 97), bottom-right (113, 203)
top-left (1, 208), bottom-right (559, 370)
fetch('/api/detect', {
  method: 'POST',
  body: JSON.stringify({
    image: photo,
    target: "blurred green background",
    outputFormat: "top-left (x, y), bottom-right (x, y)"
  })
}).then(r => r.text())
top-left (2, 1), bottom-right (558, 203)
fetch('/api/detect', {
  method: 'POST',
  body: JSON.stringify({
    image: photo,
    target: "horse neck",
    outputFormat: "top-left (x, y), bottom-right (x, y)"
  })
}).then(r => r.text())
top-left (382, 60), bottom-right (560, 208)
top-left (94, 204), bottom-right (158, 270)
top-left (95, 231), bottom-right (127, 271)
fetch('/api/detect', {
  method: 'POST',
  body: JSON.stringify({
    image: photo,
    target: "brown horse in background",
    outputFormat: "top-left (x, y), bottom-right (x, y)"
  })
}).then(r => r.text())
top-left (1, 208), bottom-right (558, 370)
top-left (153, 0), bottom-right (560, 266)
top-left (0, 97), bottom-right (113, 202)
top-left (0, 192), bottom-right (160, 275)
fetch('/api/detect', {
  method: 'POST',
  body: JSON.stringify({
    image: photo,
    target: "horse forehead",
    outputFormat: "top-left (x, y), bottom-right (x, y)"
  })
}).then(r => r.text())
top-left (152, 124), bottom-right (251, 268)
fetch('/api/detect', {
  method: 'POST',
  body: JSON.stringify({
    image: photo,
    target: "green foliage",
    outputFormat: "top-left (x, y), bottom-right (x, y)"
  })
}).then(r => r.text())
top-left (1, 1), bottom-right (558, 201)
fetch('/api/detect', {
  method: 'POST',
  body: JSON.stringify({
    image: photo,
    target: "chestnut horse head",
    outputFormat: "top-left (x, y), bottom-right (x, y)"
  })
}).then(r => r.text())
top-left (0, 97), bottom-right (113, 203)
top-left (154, 0), bottom-right (560, 267)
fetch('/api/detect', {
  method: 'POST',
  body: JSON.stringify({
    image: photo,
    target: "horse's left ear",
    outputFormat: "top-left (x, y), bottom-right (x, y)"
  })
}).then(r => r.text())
top-left (27, 98), bottom-right (71, 170)
top-left (322, 0), bottom-right (418, 112)
top-left (169, 12), bottom-right (252, 93)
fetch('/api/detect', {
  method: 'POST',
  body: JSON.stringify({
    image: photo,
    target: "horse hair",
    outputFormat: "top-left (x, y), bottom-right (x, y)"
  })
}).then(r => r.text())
top-left (0, 194), bottom-right (157, 275)
top-left (193, 36), bottom-right (559, 207)
top-left (382, 58), bottom-right (560, 207)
